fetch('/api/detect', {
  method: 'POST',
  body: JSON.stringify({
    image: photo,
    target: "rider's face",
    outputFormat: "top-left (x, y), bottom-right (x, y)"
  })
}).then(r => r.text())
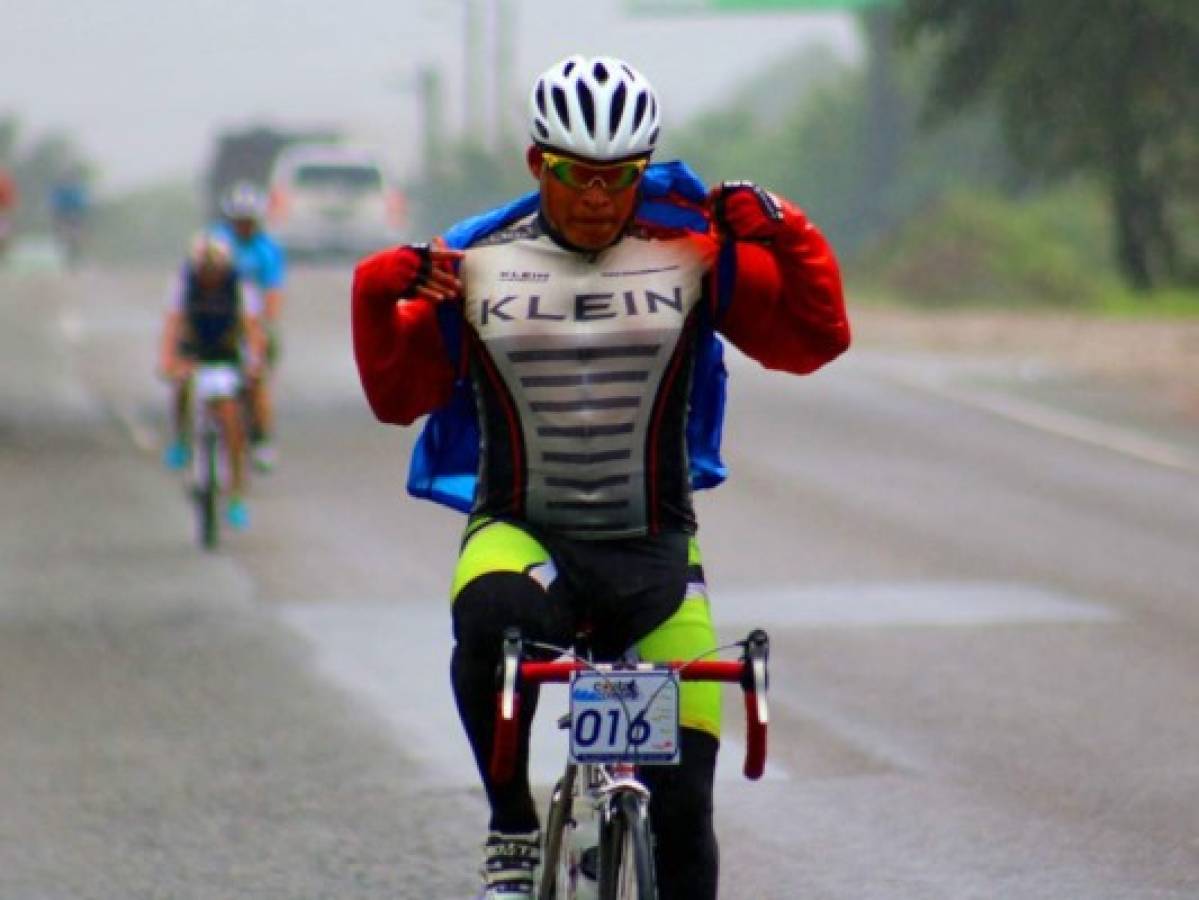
top-left (528, 146), bottom-right (645, 251)
top-left (232, 218), bottom-right (257, 241)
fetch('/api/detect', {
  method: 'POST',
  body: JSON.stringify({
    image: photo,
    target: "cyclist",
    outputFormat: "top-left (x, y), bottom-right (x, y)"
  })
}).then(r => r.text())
top-left (213, 180), bottom-right (286, 473)
top-left (48, 166), bottom-right (90, 267)
top-left (0, 165), bottom-right (17, 260)
top-left (352, 56), bottom-right (850, 899)
top-left (159, 233), bottom-right (265, 530)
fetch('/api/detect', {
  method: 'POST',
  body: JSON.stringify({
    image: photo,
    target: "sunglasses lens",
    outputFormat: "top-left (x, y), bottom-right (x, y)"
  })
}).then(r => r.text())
top-left (545, 154), bottom-right (645, 192)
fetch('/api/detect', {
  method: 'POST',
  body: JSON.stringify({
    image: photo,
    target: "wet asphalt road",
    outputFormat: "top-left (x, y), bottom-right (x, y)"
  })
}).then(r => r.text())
top-left (1, 264), bottom-right (1197, 899)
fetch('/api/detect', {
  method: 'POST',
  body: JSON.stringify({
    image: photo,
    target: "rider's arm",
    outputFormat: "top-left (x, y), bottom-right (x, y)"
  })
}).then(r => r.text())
top-left (263, 289), bottom-right (284, 324)
top-left (351, 245), bottom-right (458, 426)
top-left (158, 273), bottom-right (186, 376)
top-left (158, 310), bottom-right (183, 376)
top-left (241, 284), bottom-right (267, 374)
top-left (711, 184), bottom-right (850, 374)
top-left (260, 237), bottom-right (286, 324)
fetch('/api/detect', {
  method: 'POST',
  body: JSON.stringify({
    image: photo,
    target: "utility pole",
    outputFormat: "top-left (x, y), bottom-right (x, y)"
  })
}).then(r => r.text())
top-left (418, 65), bottom-right (446, 178)
top-left (463, 0), bottom-right (485, 146)
top-left (493, 0), bottom-right (517, 151)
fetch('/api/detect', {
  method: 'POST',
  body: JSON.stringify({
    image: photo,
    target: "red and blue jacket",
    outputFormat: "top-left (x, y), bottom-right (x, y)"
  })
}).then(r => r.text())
top-left (352, 161), bottom-right (849, 521)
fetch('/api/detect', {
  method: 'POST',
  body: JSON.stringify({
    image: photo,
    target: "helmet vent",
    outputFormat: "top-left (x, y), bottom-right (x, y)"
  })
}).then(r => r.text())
top-left (563, 60), bottom-right (577, 76)
top-left (621, 64), bottom-right (635, 79)
top-left (577, 82), bottom-right (596, 135)
top-left (632, 91), bottom-right (648, 132)
top-left (593, 61), bottom-right (609, 83)
top-left (552, 85), bottom-right (571, 130)
top-left (609, 82), bottom-right (628, 139)
top-left (535, 120), bottom-right (549, 140)
top-left (536, 82), bottom-right (548, 117)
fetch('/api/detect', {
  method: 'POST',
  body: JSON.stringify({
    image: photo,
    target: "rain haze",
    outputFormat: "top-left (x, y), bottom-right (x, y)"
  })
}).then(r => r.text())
top-left (4, 0), bottom-right (858, 191)
top-left (4, 3), bottom-right (1198, 897)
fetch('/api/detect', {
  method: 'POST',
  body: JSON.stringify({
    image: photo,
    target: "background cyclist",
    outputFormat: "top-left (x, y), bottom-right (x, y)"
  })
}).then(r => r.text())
top-left (213, 180), bottom-right (286, 473)
top-left (352, 55), bottom-right (850, 899)
top-left (48, 165), bottom-right (90, 268)
top-left (158, 233), bottom-right (265, 530)
top-left (0, 164), bottom-right (17, 260)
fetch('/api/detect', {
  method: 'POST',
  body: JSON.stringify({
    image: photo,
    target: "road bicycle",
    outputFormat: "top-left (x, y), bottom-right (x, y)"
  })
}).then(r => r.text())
top-left (189, 376), bottom-right (225, 550)
top-left (491, 626), bottom-right (770, 899)
top-left (181, 364), bottom-right (248, 550)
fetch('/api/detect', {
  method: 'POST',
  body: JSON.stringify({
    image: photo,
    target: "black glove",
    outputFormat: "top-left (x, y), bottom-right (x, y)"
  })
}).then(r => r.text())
top-left (709, 181), bottom-right (785, 242)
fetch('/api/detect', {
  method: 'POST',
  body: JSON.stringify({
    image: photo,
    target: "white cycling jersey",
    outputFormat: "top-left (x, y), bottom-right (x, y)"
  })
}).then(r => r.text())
top-left (461, 214), bottom-right (716, 538)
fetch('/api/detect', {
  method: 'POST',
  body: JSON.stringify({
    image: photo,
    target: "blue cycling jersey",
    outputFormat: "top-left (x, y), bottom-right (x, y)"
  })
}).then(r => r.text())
top-left (211, 223), bottom-right (286, 291)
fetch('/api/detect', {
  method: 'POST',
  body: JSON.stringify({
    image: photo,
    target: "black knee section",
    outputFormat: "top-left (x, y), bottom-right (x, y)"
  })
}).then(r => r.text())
top-left (641, 727), bottom-right (719, 900)
top-left (451, 572), bottom-right (571, 835)
top-left (452, 571), bottom-right (572, 656)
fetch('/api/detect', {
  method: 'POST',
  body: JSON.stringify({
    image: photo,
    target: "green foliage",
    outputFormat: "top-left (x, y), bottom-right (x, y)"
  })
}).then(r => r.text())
top-left (900, 0), bottom-right (1199, 289)
top-left (857, 184), bottom-right (1119, 307)
top-left (0, 115), bottom-right (92, 232)
top-left (406, 141), bottom-right (531, 236)
top-left (667, 27), bottom-right (1016, 259)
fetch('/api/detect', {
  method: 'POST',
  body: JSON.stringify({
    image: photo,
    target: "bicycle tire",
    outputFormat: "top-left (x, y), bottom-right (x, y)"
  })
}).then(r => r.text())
top-left (598, 791), bottom-right (656, 900)
top-left (540, 766), bottom-right (578, 900)
top-left (197, 429), bottom-right (219, 550)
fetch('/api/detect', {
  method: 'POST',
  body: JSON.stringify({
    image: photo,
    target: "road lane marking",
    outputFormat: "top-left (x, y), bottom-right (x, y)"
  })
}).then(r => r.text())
top-left (861, 356), bottom-right (1199, 475)
top-left (715, 582), bottom-right (1118, 629)
top-left (279, 602), bottom-right (787, 786)
top-left (112, 402), bottom-right (159, 453)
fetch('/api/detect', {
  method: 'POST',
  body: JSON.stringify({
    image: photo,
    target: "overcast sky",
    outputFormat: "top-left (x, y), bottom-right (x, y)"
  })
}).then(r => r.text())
top-left (3, 0), bottom-right (858, 192)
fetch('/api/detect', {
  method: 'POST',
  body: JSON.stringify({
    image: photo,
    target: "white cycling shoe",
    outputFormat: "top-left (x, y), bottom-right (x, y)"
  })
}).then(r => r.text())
top-left (478, 829), bottom-right (540, 899)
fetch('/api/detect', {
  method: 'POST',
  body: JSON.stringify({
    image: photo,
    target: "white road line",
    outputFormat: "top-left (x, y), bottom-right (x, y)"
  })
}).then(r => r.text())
top-left (278, 582), bottom-right (1112, 789)
top-left (112, 402), bottom-right (159, 453)
top-left (715, 582), bottom-right (1118, 629)
top-left (279, 602), bottom-right (787, 786)
top-left (876, 362), bottom-right (1199, 475)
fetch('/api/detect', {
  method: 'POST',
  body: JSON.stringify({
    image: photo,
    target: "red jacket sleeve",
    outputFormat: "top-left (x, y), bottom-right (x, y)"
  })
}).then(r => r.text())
top-left (351, 247), bottom-right (457, 426)
top-left (715, 198), bottom-right (850, 374)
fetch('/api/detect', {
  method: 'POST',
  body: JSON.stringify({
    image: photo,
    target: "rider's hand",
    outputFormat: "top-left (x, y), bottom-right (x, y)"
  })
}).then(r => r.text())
top-left (389, 237), bottom-right (465, 303)
top-left (158, 356), bottom-right (191, 383)
top-left (709, 181), bottom-right (785, 243)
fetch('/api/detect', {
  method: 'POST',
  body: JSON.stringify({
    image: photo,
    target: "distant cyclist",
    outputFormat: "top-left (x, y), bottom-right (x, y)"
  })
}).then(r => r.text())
top-left (158, 233), bottom-right (265, 530)
top-left (212, 180), bottom-right (286, 472)
top-left (353, 56), bottom-right (850, 899)
top-left (49, 166), bottom-right (90, 267)
top-left (0, 165), bottom-right (17, 260)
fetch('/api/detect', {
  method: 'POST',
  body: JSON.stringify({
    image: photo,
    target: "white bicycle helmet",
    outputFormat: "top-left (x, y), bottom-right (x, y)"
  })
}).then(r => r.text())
top-left (528, 56), bottom-right (661, 161)
top-left (220, 180), bottom-right (267, 221)
top-left (189, 232), bottom-right (234, 270)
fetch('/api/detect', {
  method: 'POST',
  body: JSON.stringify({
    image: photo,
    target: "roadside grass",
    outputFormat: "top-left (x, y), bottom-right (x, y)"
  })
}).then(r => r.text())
top-left (850, 183), bottom-right (1197, 320)
top-left (1092, 286), bottom-right (1199, 318)
top-left (849, 281), bottom-right (1199, 320)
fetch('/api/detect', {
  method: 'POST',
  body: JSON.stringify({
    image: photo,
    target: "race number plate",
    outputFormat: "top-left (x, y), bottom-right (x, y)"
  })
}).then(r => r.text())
top-left (569, 668), bottom-right (680, 765)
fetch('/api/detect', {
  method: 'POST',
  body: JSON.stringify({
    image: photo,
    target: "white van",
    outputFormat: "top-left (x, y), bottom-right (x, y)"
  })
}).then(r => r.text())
top-left (267, 144), bottom-right (406, 260)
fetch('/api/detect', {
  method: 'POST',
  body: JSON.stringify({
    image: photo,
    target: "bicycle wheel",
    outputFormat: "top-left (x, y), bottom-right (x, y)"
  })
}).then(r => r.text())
top-left (196, 428), bottom-right (219, 550)
top-left (598, 791), bottom-right (656, 900)
top-left (539, 765), bottom-right (578, 900)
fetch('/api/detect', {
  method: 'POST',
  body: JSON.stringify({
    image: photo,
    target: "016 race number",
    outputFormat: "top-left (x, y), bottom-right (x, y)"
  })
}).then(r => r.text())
top-left (568, 668), bottom-right (680, 765)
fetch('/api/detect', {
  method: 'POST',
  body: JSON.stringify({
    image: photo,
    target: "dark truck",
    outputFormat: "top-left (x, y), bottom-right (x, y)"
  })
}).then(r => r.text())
top-left (204, 125), bottom-right (340, 220)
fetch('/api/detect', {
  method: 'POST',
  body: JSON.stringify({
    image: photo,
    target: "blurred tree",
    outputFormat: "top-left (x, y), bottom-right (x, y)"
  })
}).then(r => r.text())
top-left (89, 179), bottom-right (202, 264)
top-left (666, 38), bottom-right (1018, 259)
top-left (900, 0), bottom-right (1199, 290)
top-left (406, 141), bottom-right (529, 236)
top-left (0, 116), bottom-right (18, 163)
top-left (0, 120), bottom-right (92, 233)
